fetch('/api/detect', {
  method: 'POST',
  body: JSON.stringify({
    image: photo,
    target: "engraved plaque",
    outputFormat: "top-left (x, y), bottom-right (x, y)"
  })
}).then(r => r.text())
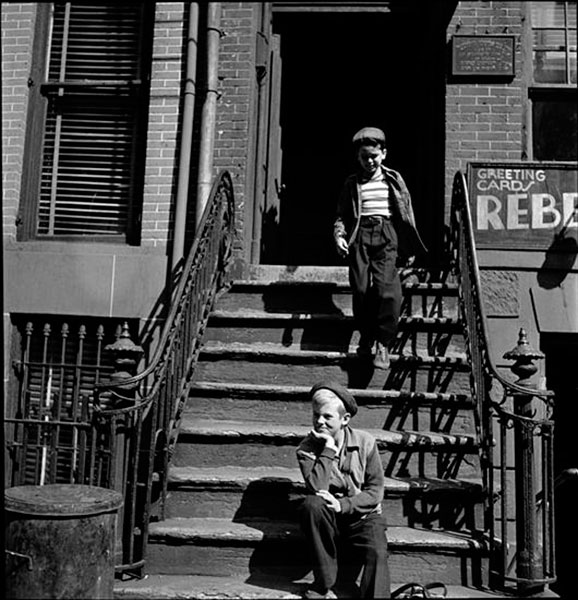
top-left (452, 35), bottom-right (515, 77)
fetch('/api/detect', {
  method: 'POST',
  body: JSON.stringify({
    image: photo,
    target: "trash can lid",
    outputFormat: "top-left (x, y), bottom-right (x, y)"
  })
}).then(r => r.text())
top-left (5, 484), bottom-right (124, 517)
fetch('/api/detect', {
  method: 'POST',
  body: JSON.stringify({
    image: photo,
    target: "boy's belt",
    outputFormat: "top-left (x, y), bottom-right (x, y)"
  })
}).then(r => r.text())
top-left (360, 215), bottom-right (390, 223)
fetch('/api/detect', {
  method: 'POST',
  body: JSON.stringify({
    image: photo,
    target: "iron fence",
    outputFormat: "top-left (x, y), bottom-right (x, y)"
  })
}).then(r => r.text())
top-left (6, 319), bottom-right (126, 487)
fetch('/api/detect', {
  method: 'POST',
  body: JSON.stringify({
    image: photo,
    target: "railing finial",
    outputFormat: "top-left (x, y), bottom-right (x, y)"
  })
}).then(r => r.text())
top-left (503, 328), bottom-right (544, 385)
top-left (104, 322), bottom-right (144, 392)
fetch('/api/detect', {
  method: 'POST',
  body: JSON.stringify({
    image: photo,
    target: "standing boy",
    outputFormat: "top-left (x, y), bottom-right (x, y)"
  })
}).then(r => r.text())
top-left (296, 380), bottom-right (390, 599)
top-left (334, 127), bottom-right (427, 369)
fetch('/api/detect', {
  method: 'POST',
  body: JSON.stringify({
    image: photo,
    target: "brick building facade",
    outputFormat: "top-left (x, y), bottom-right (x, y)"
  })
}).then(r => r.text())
top-left (2, 2), bottom-right (576, 594)
top-left (5, 1), bottom-right (575, 357)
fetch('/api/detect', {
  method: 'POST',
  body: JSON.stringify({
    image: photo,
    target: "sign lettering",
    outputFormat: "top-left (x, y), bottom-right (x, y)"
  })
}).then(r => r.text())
top-left (467, 162), bottom-right (578, 250)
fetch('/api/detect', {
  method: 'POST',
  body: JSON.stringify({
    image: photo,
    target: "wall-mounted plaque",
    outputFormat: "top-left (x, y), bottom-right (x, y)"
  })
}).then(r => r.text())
top-left (467, 162), bottom-right (578, 251)
top-left (451, 35), bottom-right (515, 77)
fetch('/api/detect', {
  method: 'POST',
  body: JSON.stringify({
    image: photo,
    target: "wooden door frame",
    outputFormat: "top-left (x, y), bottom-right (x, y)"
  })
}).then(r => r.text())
top-left (246, 2), bottom-right (459, 267)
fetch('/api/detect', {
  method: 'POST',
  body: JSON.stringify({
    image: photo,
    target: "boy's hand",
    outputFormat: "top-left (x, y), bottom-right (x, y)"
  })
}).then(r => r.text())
top-left (316, 490), bottom-right (342, 512)
top-left (399, 255), bottom-right (416, 280)
top-left (336, 237), bottom-right (349, 257)
top-left (309, 428), bottom-right (338, 452)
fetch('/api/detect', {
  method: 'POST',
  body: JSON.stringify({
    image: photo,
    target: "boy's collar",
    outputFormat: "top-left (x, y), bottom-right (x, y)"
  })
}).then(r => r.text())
top-left (357, 164), bottom-right (390, 181)
top-left (343, 426), bottom-right (360, 449)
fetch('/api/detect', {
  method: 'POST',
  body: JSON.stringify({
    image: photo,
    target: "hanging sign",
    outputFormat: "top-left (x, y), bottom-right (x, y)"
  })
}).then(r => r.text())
top-left (467, 162), bottom-right (578, 250)
top-left (451, 35), bottom-right (515, 77)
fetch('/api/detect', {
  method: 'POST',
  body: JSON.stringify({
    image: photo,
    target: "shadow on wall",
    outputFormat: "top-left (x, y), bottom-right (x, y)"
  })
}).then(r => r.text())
top-left (536, 227), bottom-right (578, 290)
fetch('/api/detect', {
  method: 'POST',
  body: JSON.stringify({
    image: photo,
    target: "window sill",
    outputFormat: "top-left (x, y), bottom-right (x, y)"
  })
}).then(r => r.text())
top-left (529, 84), bottom-right (577, 92)
top-left (5, 239), bottom-right (165, 257)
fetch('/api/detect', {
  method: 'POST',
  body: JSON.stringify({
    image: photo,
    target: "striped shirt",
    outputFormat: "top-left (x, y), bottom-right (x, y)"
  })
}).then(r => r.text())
top-left (360, 170), bottom-right (390, 218)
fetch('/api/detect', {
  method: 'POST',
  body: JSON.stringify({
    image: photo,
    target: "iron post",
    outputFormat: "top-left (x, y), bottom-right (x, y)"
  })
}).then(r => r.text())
top-left (503, 328), bottom-right (545, 596)
top-left (103, 322), bottom-right (143, 566)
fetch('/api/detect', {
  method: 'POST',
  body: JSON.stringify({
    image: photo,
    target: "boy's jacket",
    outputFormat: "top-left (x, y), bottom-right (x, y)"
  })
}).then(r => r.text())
top-left (334, 166), bottom-right (428, 262)
top-left (296, 426), bottom-right (385, 516)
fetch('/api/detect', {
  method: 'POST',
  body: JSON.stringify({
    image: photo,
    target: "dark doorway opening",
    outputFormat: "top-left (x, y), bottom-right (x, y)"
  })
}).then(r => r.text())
top-left (263, 9), bottom-right (446, 265)
top-left (541, 333), bottom-right (578, 599)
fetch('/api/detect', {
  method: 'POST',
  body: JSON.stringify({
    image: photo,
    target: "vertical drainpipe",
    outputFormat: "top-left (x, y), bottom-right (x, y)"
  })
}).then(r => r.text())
top-left (171, 3), bottom-right (200, 270)
top-left (195, 2), bottom-right (222, 229)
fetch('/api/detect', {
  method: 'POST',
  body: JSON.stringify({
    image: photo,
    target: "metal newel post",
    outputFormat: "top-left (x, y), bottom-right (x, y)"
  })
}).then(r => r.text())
top-left (104, 322), bottom-right (143, 566)
top-left (503, 328), bottom-right (545, 596)
top-left (105, 322), bottom-right (144, 406)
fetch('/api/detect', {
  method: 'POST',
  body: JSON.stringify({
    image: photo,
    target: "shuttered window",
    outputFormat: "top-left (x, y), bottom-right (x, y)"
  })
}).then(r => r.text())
top-left (21, 3), bottom-right (153, 242)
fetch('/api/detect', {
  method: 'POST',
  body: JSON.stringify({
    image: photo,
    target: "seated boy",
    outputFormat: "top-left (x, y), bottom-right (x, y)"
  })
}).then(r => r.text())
top-left (296, 380), bottom-right (390, 599)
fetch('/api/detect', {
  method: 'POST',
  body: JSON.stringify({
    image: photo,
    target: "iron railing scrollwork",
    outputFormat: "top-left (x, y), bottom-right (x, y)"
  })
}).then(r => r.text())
top-left (93, 170), bottom-right (235, 575)
top-left (450, 171), bottom-right (556, 593)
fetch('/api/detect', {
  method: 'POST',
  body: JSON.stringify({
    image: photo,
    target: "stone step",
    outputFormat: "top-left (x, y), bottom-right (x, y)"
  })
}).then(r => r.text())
top-left (144, 518), bottom-right (490, 586)
top-left (114, 574), bottom-right (506, 599)
top-left (231, 280), bottom-right (458, 293)
top-left (187, 382), bottom-right (475, 431)
top-left (243, 265), bottom-right (453, 285)
top-left (209, 311), bottom-right (461, 325)
top-left (163, 465), bottom-right (484, 530)
top-left (206, 311), bottom-right (464, 352)
top-left (216, 280), bottom-right (459, 318)
top-left (194, 343), bottom-right (471, 394)
top-left (172, 419), bottom-right (480, 480)
top-left (190, 381), bottom-right (473, 404)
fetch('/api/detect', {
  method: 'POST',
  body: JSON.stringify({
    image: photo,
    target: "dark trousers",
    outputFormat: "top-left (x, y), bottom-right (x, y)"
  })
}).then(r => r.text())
top-left (300, 495), bottom-right (390, 598)
top-left (348, 217), bottom-right (402, 346)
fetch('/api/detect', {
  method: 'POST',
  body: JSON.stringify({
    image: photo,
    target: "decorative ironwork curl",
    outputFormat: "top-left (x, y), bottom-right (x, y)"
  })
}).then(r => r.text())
top-left (492, 403), bottom-right (554, 434)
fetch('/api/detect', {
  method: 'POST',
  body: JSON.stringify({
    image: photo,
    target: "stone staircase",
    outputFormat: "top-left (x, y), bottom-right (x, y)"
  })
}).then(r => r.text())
top-left (115, 266), bottom-right (504, 599)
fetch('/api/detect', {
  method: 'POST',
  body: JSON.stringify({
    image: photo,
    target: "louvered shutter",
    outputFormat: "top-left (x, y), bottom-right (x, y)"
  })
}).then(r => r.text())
top-left (37, 3), bottom-right (149, 238)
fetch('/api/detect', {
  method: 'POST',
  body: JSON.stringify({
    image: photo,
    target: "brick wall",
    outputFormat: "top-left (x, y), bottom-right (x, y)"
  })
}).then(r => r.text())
top-left (445, 1), bottom-right (527, 220)
top-left (215, 2), bottom-right (259, 255)
top-left (141, 1), bottom-right (260, 253)
top-left (1, 3), bottom-right (35, 242)
top-left (1, 2), bottom-right (189, 250)
top-left (141, 2), bottom-right (186, 248)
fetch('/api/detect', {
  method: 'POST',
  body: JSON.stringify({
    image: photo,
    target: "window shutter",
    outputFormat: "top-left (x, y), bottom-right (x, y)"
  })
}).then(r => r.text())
top-left (37, 3), bottom-right (150, 238)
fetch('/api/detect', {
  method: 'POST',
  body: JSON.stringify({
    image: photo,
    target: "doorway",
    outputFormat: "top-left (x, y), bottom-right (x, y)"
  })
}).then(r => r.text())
top-left (257, 7), bottom-right (447, 265)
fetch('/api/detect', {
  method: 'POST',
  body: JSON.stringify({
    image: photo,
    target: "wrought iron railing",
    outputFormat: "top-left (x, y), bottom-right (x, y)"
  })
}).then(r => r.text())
top-left (91, 170), bottom-right (235, 575)
top-left (450, 171), bottom-right (556, 593)
top-left (5, 172), bottom-right (234, 575)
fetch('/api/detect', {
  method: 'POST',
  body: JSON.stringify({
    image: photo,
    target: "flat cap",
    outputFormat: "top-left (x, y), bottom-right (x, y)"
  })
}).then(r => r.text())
top-left (352, 126), bottom-right (386, 145)
top-left (309, 380), bottom-right (358, 417)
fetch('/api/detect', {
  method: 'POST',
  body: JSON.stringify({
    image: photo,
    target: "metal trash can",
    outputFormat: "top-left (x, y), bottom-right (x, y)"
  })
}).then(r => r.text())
top-left (5, 484), bottom-right (123, 599)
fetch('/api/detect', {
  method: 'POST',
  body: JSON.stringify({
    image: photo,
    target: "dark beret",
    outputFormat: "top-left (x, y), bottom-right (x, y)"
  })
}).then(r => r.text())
top-left (309, 380), bottom-right (358, 417)
top-left (352, 127), bottom-right (386, 146)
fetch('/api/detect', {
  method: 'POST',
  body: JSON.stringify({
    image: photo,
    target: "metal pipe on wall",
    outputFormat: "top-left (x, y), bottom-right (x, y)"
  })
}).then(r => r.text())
top-left (171, 3), bottom-right (200, 270)
top-left (195, 2), bottom-right (222, 228)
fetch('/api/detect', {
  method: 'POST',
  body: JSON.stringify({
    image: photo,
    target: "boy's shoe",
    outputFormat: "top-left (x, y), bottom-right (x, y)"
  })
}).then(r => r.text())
top-left (356, 338), bottom-right (373, 359)
top-left (373, 342), bottom-right (390, 370)
top-left (303, 587), bottom-right (338, 599)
